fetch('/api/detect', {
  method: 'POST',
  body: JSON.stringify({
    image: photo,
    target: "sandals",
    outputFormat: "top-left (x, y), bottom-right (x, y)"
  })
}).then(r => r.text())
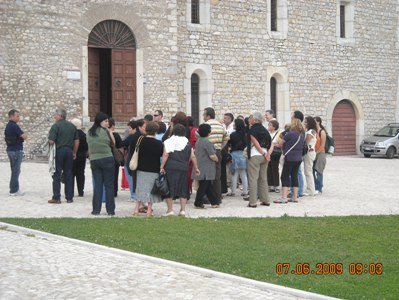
top-left (260, 202), bottom-right (270, 206)
top-left (139, 206), bottom-right (148, 213)
top-left (247, 204), bottom-right (257, 208)
top-left (194, 204), bottom-right (205, 209)
top-left (273, 198), bottom-right (288, 204)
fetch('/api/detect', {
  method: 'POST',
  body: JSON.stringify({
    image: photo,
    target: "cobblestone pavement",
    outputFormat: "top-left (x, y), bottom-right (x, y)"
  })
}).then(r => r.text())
top-left (0, 223), bottom-right (334, 300)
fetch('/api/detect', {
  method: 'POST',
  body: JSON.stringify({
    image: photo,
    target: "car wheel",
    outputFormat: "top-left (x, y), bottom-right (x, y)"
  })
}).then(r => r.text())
top-left (386, 147), bottom-right (395, 159)
top-left (363, 154), bottom-right (371, 158)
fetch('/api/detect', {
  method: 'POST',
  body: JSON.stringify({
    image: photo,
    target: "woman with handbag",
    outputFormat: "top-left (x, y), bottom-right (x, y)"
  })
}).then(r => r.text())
top-left (160, 124), bottom-right (200, 217)
top-left (86, 112), bottom-right (116, 215)
top-left (131, 121), bottom-right (163, 217)
top-left (267, 119), bottom-right (282, 193)
top-left (274, 118), bottom-right (305, 204)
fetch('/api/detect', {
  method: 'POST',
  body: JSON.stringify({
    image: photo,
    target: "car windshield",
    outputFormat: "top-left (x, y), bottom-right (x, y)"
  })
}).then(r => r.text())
top-left (374, 126), bottom-right (399, 137)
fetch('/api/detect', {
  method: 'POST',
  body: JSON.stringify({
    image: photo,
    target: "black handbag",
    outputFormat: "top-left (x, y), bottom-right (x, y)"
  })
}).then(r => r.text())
top-left (151, 173), bottom-right (170, 197)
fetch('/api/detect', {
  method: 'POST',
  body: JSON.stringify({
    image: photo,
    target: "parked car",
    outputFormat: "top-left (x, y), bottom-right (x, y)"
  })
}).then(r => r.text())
top-left (360, 123), bottom-right (399, 159)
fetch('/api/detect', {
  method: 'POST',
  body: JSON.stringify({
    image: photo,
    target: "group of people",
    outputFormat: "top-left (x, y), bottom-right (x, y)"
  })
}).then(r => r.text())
top-left (4, 106), bottom-right (329, 216)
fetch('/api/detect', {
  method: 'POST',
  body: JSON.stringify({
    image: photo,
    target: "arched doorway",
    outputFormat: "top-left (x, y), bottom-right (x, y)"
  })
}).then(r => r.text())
top-left (88, 20), bottom-right (136, 122)
top-left (332, 100), bottom-right (357, 155)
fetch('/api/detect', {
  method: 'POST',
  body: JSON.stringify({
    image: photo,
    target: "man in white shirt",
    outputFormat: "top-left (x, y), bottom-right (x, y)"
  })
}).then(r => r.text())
top-left (223, 113), bottom-right (234, 136)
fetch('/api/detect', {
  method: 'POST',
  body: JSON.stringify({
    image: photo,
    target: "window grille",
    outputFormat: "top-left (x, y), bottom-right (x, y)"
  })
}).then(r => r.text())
top-left (271, 0), bottom-right (278, 31)
top-left (88, 20), bottom-right (136, 49)
top-left (191, 0), bottom-right (200, 24)
top-left (340, 5), bottom-right (345, 38)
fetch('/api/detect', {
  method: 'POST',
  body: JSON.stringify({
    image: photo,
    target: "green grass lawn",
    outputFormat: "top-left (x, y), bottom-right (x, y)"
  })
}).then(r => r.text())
top-left (1, 215), bottom-right (398, 299)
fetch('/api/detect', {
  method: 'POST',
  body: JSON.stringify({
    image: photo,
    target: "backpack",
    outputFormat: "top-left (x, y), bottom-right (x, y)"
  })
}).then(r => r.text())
top-left (319, 130), bottom-right (335, 154)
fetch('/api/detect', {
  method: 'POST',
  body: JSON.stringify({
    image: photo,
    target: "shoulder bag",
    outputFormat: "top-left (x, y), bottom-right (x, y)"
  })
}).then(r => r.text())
top-left (107, 131), bottom-right (124, 165)
top-left (129, 135), bottom-right (144, 171)
top-left (283, 135), bottom-right (301, 157)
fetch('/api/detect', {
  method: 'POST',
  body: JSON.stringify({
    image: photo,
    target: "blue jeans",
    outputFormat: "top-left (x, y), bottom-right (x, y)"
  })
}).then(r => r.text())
top-left (314, 170), bottom-right (323, 192)
top-left (290, 166), bottom-right (304, 196)
top-left (123, 163), bottom-right (136, 199)
top-left (52, 147), bottom-right (74, 201)
top-left (7, 150), bottom-right (23, 193)
top-left (91, 157), bottom-right (115, 214)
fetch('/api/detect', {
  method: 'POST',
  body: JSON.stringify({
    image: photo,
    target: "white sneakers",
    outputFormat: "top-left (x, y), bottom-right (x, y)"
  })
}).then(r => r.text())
top-left (164, 211), bottom-right (175, 217)
top-left (9, 190), bottom-right (24, 196)
top-left (163, 210), bottom-right (186, 217)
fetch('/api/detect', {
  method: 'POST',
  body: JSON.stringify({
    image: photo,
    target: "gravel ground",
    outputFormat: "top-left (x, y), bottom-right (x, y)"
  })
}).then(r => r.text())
top-left (0, 155), bottom-right (398, 218)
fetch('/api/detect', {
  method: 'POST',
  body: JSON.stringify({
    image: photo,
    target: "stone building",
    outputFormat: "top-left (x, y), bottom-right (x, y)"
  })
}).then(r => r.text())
top-left (1, 0), bottom-right (398, 160)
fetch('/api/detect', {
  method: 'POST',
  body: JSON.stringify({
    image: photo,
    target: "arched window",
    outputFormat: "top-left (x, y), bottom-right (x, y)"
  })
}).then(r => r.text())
top-left (191, 0), bottom-right (200, 24)
top-left (191, 73), bottom-right (200, 126)
top-left (88, 20), bottom-right (136, 49)
top-left (270, 77), bottom-right (277, 117)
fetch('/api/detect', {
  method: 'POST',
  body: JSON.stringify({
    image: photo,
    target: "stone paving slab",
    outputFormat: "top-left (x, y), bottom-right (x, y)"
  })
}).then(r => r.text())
top-left (0, 222), bottom-right (336, 300)
top-left (0, 156), bottom-right (398, 218)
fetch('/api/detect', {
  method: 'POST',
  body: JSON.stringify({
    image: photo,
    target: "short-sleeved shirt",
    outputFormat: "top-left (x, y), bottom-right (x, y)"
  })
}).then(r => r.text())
top-left (195, 119), bottom-right (229, 150)
top-left (282, 131), bottom-right (305, 162)
top-left (229, 131), bottom-right (246, 152)
top-left (48, 120), bottom-right (78, 149)
top-left (249, 123), bottom-right (271, 157)
top-left (193, 137), bottom-right (217, 180)
top-left (4, 120), bottom-right (24, 151)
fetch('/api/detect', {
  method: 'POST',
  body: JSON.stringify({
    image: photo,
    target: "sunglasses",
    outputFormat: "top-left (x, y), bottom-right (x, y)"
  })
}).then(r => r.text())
top-left (153, 114), bottom-right (159, 117)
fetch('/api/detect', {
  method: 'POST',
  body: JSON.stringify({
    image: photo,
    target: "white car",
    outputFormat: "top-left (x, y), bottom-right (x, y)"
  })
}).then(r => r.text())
top-left (360, 123), bottom-right (399, 159)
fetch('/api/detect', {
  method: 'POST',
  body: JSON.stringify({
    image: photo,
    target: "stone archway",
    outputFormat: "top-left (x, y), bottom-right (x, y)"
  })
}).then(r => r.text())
top-left (184, 63), bottom-right (214, 124)
top-left (87, 20), bottom-right (136, 122)
top-left (265, 66), bottom-right (289, 126)
top-left (79, 4), bottom-right (151, 123)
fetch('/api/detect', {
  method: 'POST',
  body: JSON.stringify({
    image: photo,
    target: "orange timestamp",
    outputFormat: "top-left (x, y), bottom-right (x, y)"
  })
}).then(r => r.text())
top-left (275, 262), bottom-right (383, 276)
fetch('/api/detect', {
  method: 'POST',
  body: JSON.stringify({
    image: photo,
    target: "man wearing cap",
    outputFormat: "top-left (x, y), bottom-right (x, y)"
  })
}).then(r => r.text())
top-left (4, 109), bottom-right (27, 196)
top-left (48, 108), bottom-right (79, 204)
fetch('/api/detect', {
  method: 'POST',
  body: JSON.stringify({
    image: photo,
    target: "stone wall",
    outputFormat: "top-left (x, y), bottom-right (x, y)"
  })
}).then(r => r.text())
top-left (1, 0), bottom-right (398, 160)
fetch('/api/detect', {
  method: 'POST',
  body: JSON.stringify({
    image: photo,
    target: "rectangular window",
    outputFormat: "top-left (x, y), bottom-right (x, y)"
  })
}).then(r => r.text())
top-left (271, 0), bottom-right (278, 32)
top-left (191, 0), bottom-right (200, 24)
top-left (340, 5), bottom-right (345, 38)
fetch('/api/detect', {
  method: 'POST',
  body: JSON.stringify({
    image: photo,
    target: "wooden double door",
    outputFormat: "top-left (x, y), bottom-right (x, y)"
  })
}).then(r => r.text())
top-left (88, 48), bottom-right (136, 122)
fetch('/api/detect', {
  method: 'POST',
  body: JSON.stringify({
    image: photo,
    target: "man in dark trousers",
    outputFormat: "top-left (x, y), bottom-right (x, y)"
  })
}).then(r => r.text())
top-left (4, 109), bottom-right (27, 196)
top-left (48, 108), bottom-right (79, 204)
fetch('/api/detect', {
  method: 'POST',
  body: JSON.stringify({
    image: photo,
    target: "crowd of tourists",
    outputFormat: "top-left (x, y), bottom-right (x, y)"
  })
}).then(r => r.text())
top-left (4, 107), bottom-right (330, 216)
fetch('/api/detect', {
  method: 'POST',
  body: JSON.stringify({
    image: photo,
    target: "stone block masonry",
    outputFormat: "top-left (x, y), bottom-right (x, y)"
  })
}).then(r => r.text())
top-left (1, 0), bottom-right (398, 160)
